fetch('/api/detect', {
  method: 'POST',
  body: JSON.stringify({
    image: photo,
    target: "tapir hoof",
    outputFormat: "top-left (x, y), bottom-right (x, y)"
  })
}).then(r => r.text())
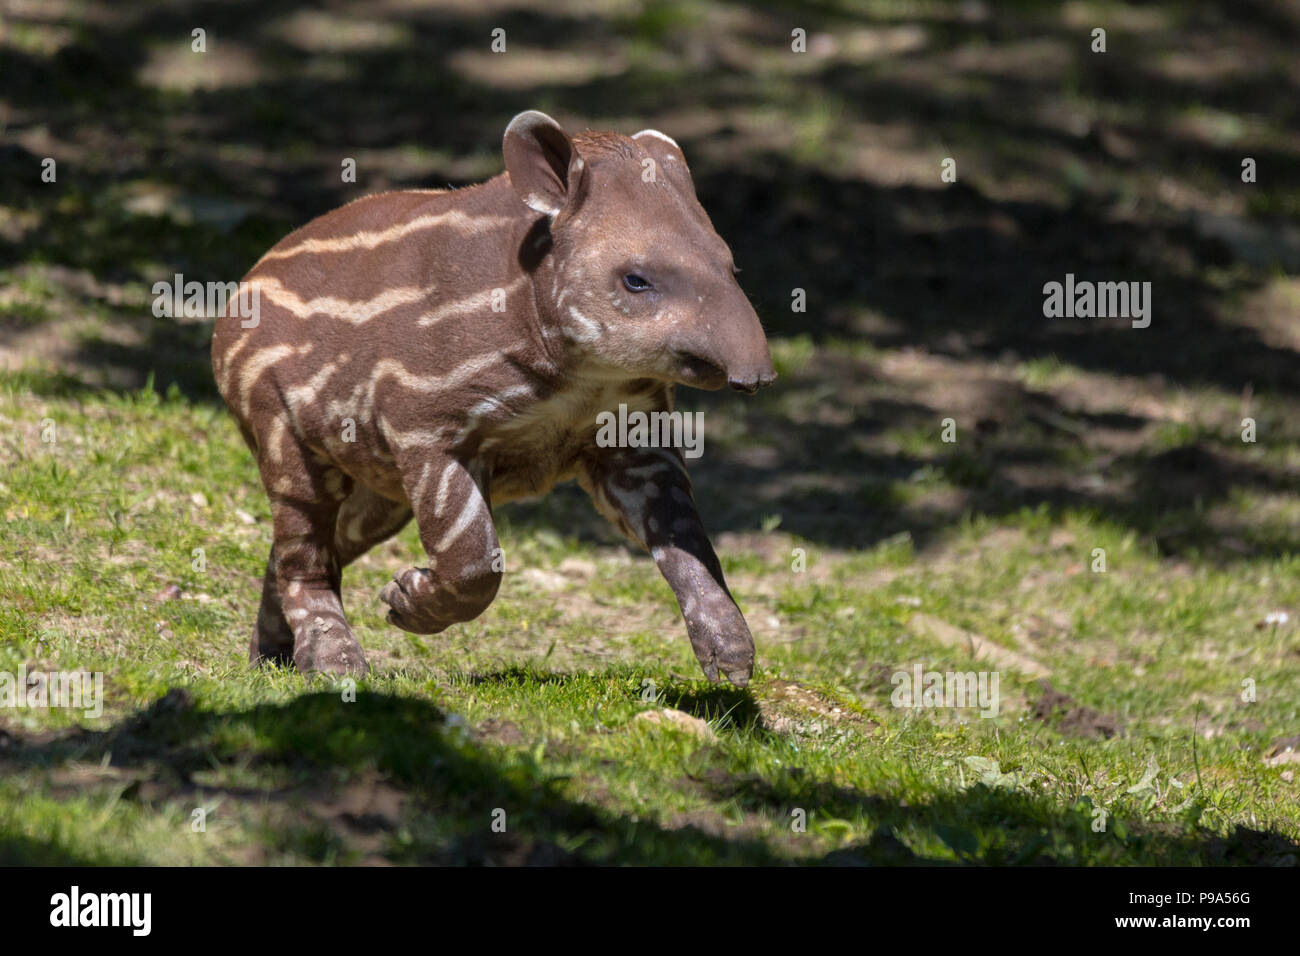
top-left (250, 602), bottom-right (296, 667)
top-left (292, 615), bottom-right (370, 677)
top-left (686, 597), bottom-right (755, 687)
top-left (380, 567), bottom-right (454, 635)
top-left (249, 627), bottom-right (294, 668)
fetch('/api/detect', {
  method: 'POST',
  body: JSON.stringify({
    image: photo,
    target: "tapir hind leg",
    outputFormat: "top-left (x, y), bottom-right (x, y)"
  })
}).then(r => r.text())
top-left (380, 456), bottom-right (502, 634)
top-left (334, 484), bottom-right (413, 566)
top-left (249, 546), bottom-right (296, 666)
top-left (252, 435), bottom-right (369, 676)
top-left (251, 483), bottom-right (411, 668)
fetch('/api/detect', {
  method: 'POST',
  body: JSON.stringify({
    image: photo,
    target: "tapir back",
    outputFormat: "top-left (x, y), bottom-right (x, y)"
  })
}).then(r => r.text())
top-left (212, 178), bottom-right (549, 500)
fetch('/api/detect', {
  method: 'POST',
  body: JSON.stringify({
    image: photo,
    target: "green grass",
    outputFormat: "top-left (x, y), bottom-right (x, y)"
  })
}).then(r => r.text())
top-left (1, 366), bottom-right (1298, 865)
top-left (3, 0), bottom-right (1300, 866)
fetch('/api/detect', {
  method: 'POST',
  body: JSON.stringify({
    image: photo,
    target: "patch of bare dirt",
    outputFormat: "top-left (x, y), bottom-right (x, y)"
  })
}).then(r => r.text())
top-left (474, 717), bottom-right (525, 746)
top-left (1200, 826), bottom-right (1300, 867)
top-left (661, 807), bottom-right (762, 841)
top-left (435, 831), bottom-right (584, 866)
top-left (754, 678), bottom-right (876, 737)
top-left (305, 775), bottom-right (407, 863)
top-left (1030, 680), bottom-right (1124, 739)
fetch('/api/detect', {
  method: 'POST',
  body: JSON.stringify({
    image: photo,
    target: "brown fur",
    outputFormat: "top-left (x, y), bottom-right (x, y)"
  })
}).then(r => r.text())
top-left (211, 111), bottom-right (774, 684)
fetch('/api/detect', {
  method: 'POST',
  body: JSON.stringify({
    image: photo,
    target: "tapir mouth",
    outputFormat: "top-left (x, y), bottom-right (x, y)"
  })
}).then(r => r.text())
top-left (727, 375), bottom-right (774, 395)
top-left (672, 350), bottom-right (729, 390)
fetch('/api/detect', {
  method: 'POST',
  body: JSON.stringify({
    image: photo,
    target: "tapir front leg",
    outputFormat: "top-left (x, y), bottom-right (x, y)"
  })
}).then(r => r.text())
top-left (579, 446), bottom-right (755, 686)
top-left (380, 456), bottom-right (503, 633)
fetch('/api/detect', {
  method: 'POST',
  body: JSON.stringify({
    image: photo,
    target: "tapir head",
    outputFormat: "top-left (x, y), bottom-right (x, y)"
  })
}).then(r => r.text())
top-left (503, 111), bottom-right (776, 393)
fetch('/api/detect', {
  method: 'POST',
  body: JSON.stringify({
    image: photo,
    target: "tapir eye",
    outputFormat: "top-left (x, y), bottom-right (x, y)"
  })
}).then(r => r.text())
top-left (622, 273), bottom-right (652, 293)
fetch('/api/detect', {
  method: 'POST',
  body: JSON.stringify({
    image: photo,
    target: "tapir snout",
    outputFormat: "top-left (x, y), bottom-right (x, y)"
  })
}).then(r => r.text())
top-left (669, 283), bottom-right (776, 394)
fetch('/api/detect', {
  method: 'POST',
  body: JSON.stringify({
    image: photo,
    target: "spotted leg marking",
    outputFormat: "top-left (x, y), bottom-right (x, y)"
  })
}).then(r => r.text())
top-left (380, 456), bottom-right (502, 634)
top-left (578, 446), bottom-right (755, 686)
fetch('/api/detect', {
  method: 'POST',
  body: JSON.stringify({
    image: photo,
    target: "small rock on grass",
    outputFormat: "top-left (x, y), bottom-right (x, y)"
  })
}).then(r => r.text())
top-left (1264, 734), bottom-right (1300, 767)
top-left (634, 708), bottom-right (716, 742)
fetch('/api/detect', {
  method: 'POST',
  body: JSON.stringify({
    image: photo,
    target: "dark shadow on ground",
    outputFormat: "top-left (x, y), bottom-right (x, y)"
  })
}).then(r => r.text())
top-left (4, 685), bottom-right (1295, 865)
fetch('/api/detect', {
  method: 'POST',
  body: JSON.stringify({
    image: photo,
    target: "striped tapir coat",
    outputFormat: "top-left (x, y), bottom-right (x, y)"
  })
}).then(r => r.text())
top-left (211, 111), bottom-right (775, 686)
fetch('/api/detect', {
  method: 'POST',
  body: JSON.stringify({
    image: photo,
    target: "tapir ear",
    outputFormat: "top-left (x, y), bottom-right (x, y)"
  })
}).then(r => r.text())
top-left (632, 128), bottom-right (694, 194)
top-left (503, 111), bottom-right (584, 218)
top-left (632, 128), bottom-right (685, 161)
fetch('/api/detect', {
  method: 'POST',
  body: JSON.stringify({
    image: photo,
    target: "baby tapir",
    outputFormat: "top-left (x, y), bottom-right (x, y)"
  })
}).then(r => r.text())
top-left (211, 111), bottom-right (775, 686)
